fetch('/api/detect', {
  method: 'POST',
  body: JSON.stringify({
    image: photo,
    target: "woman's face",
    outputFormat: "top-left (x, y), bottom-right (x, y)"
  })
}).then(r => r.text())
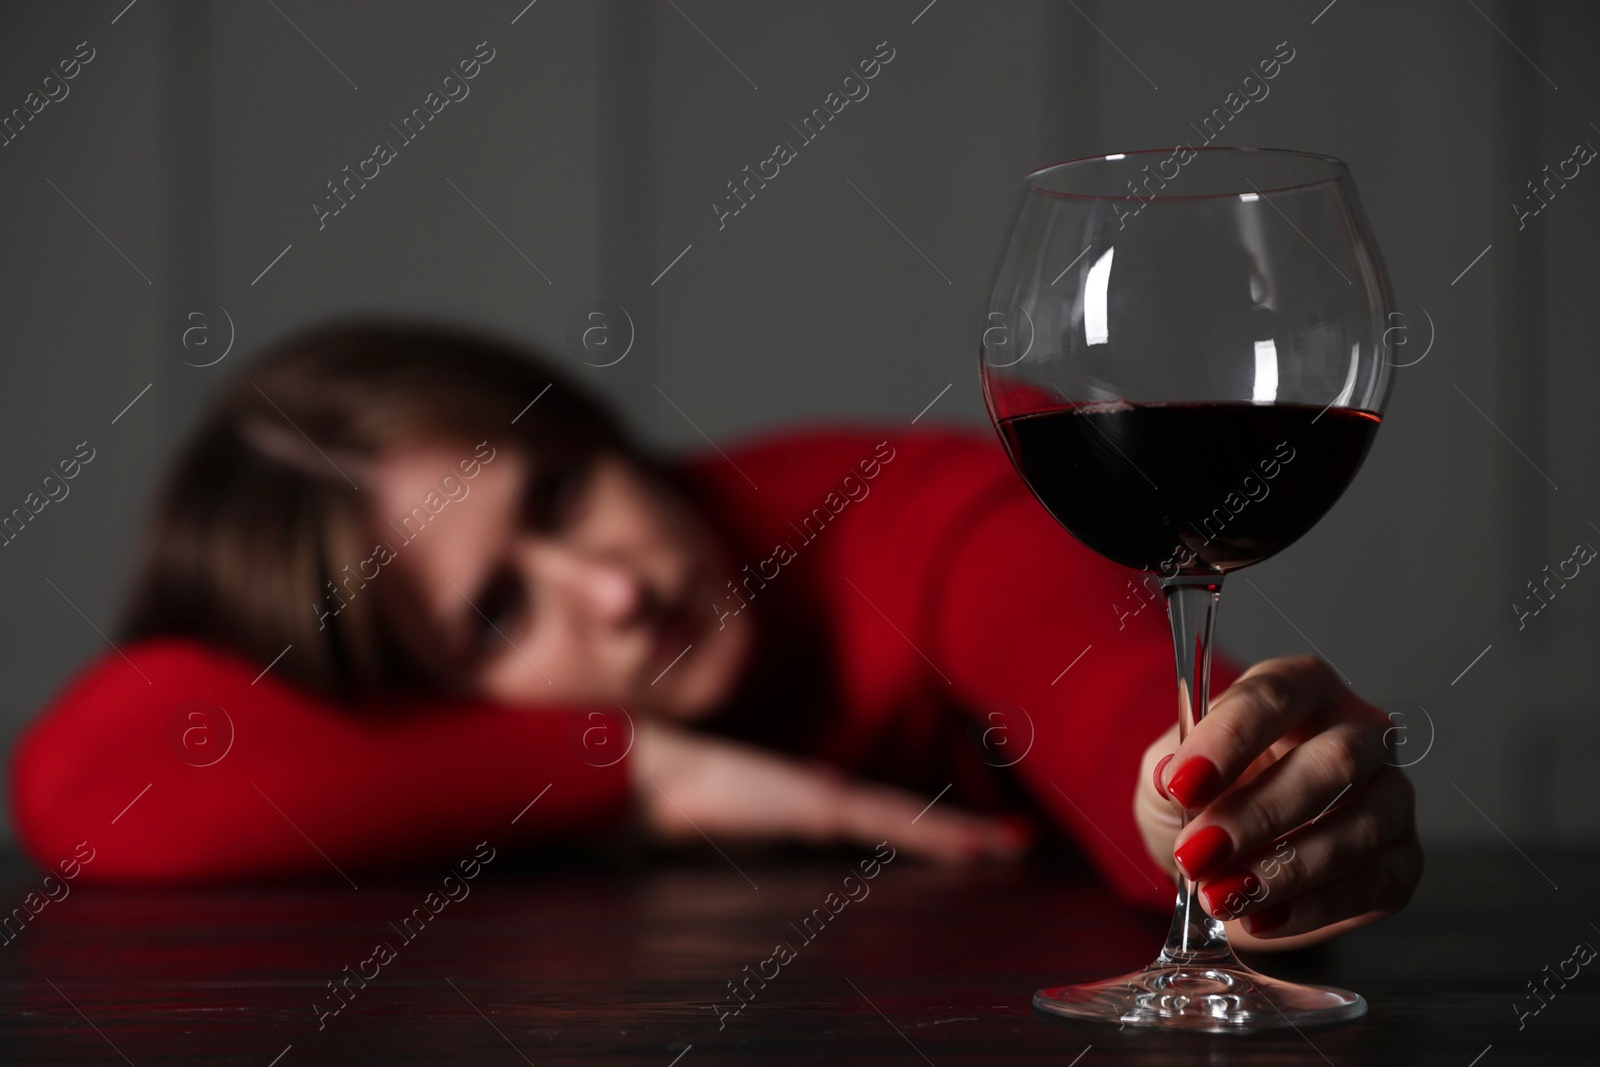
top-left (366, 439), bottom-right (753, 719)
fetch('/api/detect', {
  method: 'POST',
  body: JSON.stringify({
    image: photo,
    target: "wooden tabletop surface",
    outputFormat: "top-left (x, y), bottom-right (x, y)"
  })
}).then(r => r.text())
top-left (1, 841), bottom-right (1593, 1064)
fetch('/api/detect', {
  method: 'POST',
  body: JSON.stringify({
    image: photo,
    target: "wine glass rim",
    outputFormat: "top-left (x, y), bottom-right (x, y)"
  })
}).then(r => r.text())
top-left (1025, 146), bottom-right (1351, 202)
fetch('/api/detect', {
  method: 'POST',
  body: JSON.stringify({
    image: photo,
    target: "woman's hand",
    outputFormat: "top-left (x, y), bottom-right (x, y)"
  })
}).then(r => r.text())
top-left (629, 717), bottom-right (1032, 863)
top-left (1134, 654), bottom-right (1423, 950)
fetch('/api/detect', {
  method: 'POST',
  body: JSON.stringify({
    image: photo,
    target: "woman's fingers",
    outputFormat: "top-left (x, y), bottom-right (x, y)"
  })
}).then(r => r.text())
top-left (1171, 714), bottom-right (1393, 880)
top-left (630, 718), bottom-right (1030, 864)
top-left (1158, 655), bottom-right (1351, 813)
top-left (1130, 655), bottom-right (1422, 946)
top-left (835, 780), bottom-right (1033, 864)
top-left (1194, 764), bottom-right (1419, 924)
top-left (1215, 836), bottom-right (1423, 938)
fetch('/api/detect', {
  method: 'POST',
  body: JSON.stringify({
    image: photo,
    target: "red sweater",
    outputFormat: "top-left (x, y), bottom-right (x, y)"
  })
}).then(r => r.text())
top-left (8, 425), bottom-right (1240, 910)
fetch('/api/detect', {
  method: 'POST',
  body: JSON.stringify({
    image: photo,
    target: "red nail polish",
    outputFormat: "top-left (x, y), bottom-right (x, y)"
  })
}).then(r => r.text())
top-left (1166, 756), bottom-right (1222, 809)
top-left (1152, 754), bottom-right (1175, 799)
top-left (1246, 900), bottom-right (1293, 935)
top-left (1173, 825), bottom-right (1231, 880)
top-left (1199, 870), bottom-right (1256, 917)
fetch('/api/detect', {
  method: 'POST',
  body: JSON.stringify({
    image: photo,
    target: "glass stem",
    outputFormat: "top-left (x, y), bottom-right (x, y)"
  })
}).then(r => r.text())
top-left (1156, 576), bottom-right (1239, 967)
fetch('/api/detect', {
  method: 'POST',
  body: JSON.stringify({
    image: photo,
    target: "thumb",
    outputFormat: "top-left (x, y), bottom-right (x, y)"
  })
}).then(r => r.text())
top-left (1137, 723), bottom-right (1185, 880)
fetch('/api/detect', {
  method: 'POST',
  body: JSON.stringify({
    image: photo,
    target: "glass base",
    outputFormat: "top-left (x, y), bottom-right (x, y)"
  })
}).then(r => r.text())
top-left (1034, 959), bottom-right (1366, 1033)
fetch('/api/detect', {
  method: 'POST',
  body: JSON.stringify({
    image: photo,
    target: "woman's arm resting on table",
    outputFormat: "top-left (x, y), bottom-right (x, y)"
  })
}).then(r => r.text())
top-left (1133, 654), bottom-right (1424, 950)
top-left (8, 639), bottom-right (635, 884)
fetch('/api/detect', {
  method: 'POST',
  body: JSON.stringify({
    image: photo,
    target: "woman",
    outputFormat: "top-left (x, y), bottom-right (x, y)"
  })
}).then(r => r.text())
top-left (8, 320), bottom-right (1420, 950)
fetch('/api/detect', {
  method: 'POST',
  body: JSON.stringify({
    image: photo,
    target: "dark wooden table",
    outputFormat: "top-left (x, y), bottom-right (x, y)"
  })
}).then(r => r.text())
top-left (1, 842), bottom-right (1594, 1064)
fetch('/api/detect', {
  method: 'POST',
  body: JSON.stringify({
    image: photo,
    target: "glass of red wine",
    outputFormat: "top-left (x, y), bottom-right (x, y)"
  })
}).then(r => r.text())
top-left (980, 147), bottom-right (1393, 1031)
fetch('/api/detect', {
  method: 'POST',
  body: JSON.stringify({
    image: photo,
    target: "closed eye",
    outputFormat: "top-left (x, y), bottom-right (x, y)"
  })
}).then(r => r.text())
top-left (470, 566), bottom-right (523, 650)
top-left (521, 455), bottom-right (591, 532)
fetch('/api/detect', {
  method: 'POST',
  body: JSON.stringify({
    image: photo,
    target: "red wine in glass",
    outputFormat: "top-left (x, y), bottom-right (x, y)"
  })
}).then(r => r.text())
top-left (996, 402), bottom-right (1381, 576)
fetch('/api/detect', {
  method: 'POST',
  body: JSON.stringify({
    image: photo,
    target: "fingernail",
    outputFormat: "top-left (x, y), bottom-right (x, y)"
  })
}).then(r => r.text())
top-left (1173, 824), bottom-right (1232, 880)
top-left (1152, 753), bottom-right (1175, 799)
top-left (1198, 870), bottom-right (1256, 918)
top-left (1245, 900), bottom-right (1293, 935)
top-left (1166, 756), bottom-right (1222, 809)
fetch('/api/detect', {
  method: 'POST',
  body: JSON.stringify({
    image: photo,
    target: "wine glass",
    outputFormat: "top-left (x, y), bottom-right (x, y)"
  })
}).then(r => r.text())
top-left (979, 147), bottom-right (1393, 1032)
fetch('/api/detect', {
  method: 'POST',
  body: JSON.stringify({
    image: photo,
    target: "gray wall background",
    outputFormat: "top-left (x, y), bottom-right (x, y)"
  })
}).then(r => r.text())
top-left (1, 0), bottom-right (1596, 850)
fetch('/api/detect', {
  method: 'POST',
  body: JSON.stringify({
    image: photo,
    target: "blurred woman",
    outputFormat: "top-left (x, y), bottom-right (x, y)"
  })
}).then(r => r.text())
top-left (8, 320), bottom-right (1420, 949)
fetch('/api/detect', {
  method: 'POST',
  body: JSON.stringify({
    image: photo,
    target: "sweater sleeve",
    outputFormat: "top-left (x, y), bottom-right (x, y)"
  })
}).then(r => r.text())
top-left (7, 638), bottom-right (634, 885)
top-left (919, 434), bottom-right (1246, 912)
